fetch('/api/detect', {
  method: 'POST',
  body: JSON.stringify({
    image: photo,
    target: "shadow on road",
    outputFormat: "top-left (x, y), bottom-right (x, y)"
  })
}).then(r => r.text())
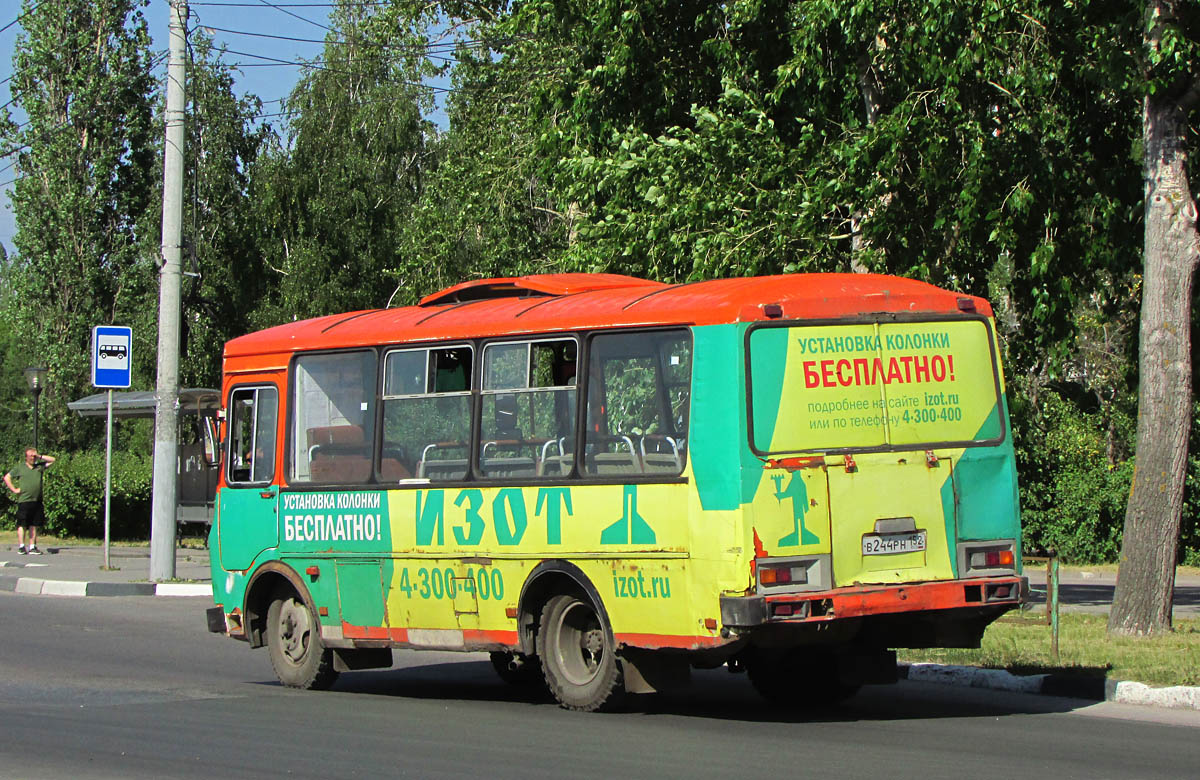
top-left (248, 658), bottom-right (1092, 723)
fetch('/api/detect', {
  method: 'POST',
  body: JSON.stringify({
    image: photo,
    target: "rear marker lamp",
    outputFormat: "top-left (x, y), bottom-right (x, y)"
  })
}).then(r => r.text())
top-left (758, 564), bottom-right (808, 587)
top-left (969, 549), bottom-right (1015, 569)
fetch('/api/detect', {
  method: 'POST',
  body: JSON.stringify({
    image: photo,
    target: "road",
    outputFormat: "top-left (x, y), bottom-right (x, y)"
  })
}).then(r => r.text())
top-left (1, 592), bottom-right (1197, 780)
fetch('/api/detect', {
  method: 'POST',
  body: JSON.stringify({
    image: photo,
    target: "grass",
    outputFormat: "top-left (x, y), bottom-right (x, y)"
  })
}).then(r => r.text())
top-left (0, 529), bottom-right (209, 549)
top-left (899, 611), bottom-right (1200, 688)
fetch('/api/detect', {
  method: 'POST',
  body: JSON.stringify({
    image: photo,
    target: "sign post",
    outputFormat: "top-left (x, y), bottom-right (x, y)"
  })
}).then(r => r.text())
top-left (92, 326), bottom-right (132, 570)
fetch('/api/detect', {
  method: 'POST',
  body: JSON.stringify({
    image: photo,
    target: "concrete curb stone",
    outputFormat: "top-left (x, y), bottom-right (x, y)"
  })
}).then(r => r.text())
top-left (0, 574), bottom-right (207, 598)
top-left (900, 663), bottom-right (1200, 711)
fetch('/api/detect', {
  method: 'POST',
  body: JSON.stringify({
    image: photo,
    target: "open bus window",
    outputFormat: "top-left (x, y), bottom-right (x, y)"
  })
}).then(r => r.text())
top-left (382, 345), bottom-right (473, 481)
top-left (227, 386), bottom-right (278, 485)
top-left (289, 351), bottom-right (377, 485)
top-left (584, 330), bottom-right (691, 476)
top-left (478, 338), bottom-right (577, 478)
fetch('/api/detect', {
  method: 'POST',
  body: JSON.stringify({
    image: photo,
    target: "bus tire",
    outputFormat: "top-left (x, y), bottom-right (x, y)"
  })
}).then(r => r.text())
top-left (489, 651), bottom-right (544, 688)
top-left (266, 588), bottom-right (338, 690)
top-left (537, 593), bottom-right (624, 711)
top-left (746, 648), bottom-right (859, 708)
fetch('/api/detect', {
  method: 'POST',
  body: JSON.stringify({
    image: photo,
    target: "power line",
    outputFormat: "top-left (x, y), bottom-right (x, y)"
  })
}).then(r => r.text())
top-left (218, 47), bottom-right (454, 92)
top-left (253, 0), bottom-right (333, 34)
top-left (198, 23), bottom-right (486, 56)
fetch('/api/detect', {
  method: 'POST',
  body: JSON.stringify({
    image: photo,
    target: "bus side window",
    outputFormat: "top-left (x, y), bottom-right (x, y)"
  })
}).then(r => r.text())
top-left (584, 330), bottom-right (691, 477)
top-left (227, 386), bottom-right (278, 486)
top-left (382, 345), bottom-right (473, 482)
top-left (478, 338), bottom-right (577, 479)
top-left (289, 351), bottom-right (377, 485)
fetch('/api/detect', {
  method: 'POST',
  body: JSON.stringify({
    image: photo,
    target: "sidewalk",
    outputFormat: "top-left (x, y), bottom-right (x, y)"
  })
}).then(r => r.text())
top-left (0, 543), bottom-right (212, 597)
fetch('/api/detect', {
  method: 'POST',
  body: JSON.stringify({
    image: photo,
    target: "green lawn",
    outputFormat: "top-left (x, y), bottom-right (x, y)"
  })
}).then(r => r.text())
top-left (900, 611), bottom-right (1200, 688)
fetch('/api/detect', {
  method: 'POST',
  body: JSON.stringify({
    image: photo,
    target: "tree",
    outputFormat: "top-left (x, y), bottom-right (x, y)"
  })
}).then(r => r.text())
top-left (132, 31), bottom-right (273, 388)
top-left (0, 0), bottom-right (156, 449)
top-left (250, 1), bottom-right (439, 323)
top-left (397, 2), bottom-right (576, 292)
top-left (1109, 0), bottom-right (1200, 636)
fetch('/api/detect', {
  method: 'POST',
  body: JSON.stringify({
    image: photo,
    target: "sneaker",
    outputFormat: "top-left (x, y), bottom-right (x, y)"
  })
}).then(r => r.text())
top-left (27, 546), bottom-right (42, 555)
top-left (17, 545), bottom-right (26, 555)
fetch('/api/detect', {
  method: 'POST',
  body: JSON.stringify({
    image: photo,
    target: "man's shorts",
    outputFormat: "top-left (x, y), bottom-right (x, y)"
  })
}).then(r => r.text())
top-left (15, 501), bottom-right (44, 529)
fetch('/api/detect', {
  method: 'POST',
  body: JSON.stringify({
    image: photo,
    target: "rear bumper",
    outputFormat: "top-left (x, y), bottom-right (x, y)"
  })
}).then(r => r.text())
top-left (721, 575), bottom-right (1025, 628)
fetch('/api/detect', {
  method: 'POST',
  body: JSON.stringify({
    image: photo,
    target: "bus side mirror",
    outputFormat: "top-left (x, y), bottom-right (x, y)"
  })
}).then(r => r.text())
top-left (202, 416), bottom-right (219, 467)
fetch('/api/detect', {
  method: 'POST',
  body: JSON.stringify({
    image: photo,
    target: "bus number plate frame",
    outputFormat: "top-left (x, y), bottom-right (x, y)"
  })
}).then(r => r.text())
top-left (861, 531), bottom-right (927, 556)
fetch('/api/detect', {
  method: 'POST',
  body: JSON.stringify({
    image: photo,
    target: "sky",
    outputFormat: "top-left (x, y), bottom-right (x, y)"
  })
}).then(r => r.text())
top-left (0, 0), bottom-right (433, 254)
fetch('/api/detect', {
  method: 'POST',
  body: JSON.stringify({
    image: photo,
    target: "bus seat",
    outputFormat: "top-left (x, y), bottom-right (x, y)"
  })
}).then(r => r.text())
top-left (588, 452), bottom-right (641, 475)
top-left (586, 435), bottom-right (640, 475)
top-left (417, 459), bottom-right (469, 480)
top-left (537, 454), bottom-right (573, 476)
top-left (306, 425), bottom-right (364, 448)
top-left (310, 454), bottom-right (371, 483)
top-left (380, 458), bottom-right (412, 480)
top-left (481, 456), bottom-right (537, 478)
top-left (641, 435), bottom-right (682, 474)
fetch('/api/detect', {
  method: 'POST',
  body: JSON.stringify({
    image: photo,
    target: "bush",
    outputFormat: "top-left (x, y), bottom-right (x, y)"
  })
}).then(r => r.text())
top-left (0, 450), bottom-right (152, 539)
top-left (1016, 390), bottom-right (1133, 563)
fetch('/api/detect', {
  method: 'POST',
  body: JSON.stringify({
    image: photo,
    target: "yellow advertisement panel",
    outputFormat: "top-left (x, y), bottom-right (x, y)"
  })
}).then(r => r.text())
top-left (749, 319), bottom-right (1001, 453)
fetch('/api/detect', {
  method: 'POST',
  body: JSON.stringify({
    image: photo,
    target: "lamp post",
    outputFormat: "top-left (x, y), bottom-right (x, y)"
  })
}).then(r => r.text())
top-left (23, 366), bottom-right (47, 451)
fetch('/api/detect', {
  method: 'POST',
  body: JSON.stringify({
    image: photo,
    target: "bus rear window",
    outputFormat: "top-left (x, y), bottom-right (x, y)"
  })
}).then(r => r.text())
top-left (748, 319), bottom-right (1003, 454)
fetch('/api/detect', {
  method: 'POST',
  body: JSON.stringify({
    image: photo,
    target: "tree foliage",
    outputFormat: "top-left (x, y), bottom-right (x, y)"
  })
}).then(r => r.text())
top-left (0, 0), bottom-right (156, 449)
top-left (250, 2), bottom-right (440, 322)
top-left (0, 0), bottom-right (1197, 579)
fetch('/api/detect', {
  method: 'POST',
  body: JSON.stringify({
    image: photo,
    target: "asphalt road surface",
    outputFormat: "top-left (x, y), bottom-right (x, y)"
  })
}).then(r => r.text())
top-left (1, 592), bottom-right (1197, 780)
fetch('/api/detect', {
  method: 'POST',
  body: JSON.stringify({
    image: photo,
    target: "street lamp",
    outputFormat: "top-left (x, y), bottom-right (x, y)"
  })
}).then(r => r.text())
top-left (23, 366), bottom-right (47, 451)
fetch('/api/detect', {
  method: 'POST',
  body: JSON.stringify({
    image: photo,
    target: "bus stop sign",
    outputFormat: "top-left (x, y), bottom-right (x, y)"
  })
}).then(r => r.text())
top-left (92, 325), bottom-right (132, 389)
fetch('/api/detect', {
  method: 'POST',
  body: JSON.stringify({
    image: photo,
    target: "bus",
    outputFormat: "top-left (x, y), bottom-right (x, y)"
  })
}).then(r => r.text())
top-left (205, 272), bottom-right (1024, 711)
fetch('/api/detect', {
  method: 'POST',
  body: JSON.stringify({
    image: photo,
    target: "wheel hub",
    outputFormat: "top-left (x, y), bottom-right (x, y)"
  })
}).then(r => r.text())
top-left (277, 599), bottom-right (310, 665)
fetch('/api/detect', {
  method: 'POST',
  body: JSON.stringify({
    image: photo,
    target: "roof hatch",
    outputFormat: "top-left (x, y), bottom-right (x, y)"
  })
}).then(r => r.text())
top-left (418, 273), bottom-right (665, 306)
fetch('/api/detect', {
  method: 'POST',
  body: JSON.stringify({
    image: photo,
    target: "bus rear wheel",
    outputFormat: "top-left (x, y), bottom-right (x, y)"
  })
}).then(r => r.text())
top-left (537, 593), bottom-right (624, 711)
top-left (266, 589), bottom-right (338, 690)
top-left (745, 648), bottom-right (860, 708)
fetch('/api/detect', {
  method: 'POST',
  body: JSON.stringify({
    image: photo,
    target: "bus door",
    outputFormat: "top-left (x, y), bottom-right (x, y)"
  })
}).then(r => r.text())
top-left (218, 382), bottom-right (281, 571)
top-left (827, 451), bottom-right (955, 586)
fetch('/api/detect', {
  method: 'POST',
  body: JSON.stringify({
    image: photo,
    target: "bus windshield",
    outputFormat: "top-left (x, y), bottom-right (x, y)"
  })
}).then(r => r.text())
top-left (748, 318), bottom-right (1004, 454)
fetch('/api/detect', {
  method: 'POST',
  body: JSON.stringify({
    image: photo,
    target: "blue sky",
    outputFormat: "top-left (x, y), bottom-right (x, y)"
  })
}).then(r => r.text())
top-left (1, 0), bottom-right (446, 254)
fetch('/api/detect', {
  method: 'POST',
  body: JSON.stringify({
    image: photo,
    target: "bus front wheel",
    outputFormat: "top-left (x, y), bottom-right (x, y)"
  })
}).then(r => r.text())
top-left (266, 589), bottom-right (338, 690)
top-left (537, 593), bottom-right (624, 711)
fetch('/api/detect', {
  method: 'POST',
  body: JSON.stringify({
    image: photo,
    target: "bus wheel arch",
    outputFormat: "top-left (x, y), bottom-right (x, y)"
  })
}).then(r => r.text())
top-left (518, 561), bottom-right (624, 711)
top-left (243, 562), bottom-right (313, 649)
top-left (516, 561), bottom-right (612, 656)
top-left (245, 562), bottom-right (338, 690)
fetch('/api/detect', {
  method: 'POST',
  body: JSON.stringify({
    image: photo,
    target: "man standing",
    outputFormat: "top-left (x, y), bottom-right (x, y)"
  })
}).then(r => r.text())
top-left (5, 448), bottom-right (55, 555)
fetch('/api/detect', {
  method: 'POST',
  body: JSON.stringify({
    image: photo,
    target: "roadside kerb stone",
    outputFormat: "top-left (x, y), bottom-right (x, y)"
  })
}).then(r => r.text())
top-left (901, 662), bottom-right (1200, 711)
top-left (0, 575), bottom-right (200, 597)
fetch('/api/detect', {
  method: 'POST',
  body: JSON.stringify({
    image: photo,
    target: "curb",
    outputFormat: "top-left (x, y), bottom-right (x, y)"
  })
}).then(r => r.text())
top-left (900, 663), bottom-right (1200, 711)
top-left (0, 575), bottom-right (211, 598)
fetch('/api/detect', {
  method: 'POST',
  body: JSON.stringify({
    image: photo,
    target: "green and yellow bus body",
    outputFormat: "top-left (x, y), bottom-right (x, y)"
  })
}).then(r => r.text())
top-left (207, 273), bottom-right (1023, 710)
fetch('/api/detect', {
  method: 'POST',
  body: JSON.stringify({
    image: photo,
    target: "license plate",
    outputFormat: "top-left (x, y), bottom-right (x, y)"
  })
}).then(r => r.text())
top-left (862, 531), bottom-right (927, 556)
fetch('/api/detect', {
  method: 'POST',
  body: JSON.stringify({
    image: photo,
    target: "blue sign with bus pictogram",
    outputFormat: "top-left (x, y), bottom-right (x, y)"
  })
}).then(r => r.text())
top-left (92, 325), bottom-right (132, 389)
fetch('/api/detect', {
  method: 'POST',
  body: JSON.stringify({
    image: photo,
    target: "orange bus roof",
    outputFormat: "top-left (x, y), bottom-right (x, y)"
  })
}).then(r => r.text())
top-left (225, 273), bottom-right (991, 359)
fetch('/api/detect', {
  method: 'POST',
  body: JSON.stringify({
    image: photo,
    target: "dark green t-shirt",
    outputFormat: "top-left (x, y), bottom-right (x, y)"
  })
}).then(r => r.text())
top-left (7, 462), bottom-right (43, 504)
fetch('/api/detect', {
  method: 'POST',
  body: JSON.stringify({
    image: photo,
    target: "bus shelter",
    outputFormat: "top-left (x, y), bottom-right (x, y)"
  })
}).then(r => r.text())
top-left (68, 389), bottom-right (220, 526)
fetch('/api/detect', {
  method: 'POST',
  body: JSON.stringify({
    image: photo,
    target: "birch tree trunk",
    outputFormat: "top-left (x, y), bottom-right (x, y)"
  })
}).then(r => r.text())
top-left (1108, 85), bottom-right (1199, 635)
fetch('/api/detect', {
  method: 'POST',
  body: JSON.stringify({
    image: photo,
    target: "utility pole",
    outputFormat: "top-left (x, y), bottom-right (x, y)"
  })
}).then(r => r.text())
top-left (150, 0), bottom-right (188, 581)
